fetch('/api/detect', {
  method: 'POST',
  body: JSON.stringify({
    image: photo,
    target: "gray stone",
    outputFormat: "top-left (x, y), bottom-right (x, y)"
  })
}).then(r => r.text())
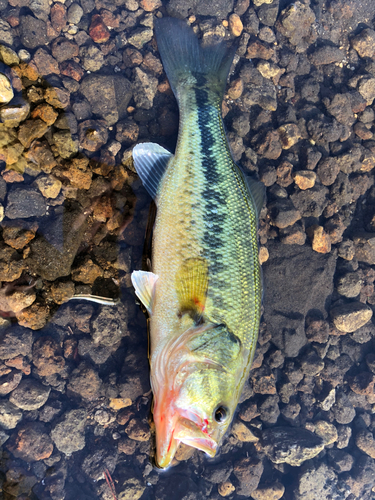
top-left (262, 242), bottom-right (336, 357)
top-left (80, 75), bottom-right (132, 126)
top-left (67, 3), bottom-right (83, 24)
top-left (132, 67), bottom-right (158, 110)
top-left (92, 307), bottom-right (126, 346)
top-left (336, 272), bottom-right (362, 298)
top-left (28, 207), bottom-right (88, 281)
top-left (9, 379), bottom-right (50, 410)
top-left (290, 183), bottom-right (329, 217)
top-left (29, 0), bottom-right (50, 21)
top-left (330, 302), bottom-right (372, 333)
top-left (0, 326), bottom-right (33, 360)
top-left (19, 15), bottom-right (48, 49)
top-left (294, 463), bottom-right (350, 500)
top-left (5, 188), bottom-right (46, 219)
top-left (0, 399), bottom-right (22, 429)
top-left (0, 19), bottom-right (13, 46)
top-left (261, 427), bottom-right (324, 466)
top-left (51, 409), bottom-right (87, 454)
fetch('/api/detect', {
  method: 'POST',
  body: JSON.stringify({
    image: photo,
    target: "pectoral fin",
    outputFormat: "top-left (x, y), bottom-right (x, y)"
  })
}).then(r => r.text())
top-left (132, 142), bottom-right (173, 201)
top-left (175, 258), bottom-right (209, 321)
top-left (131, 270), bottom-right (158, 315)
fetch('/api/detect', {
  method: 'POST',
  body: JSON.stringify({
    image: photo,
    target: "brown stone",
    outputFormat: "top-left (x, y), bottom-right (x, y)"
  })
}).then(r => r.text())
top-left (7, 423), bottom-right (53, 462)
top-left (247, 41), bottom-right (274, 60)
top-left (139, 0), bottom-right (162, 11)
top-left (354, 122), bottom-right (373, 140)
top-left (50, 2), bottom-right (67, 32)
top-left (32, 48), bottom-right (59, 76)
top-left (293, 170), bottom-right (316, 190)
top-left (229, 13), bottom-right (243, 37)
top-left (32, 337), bottom-right (65, 377)
top-left (31, 104), bottom-right (58, 126)
top-left (218, 481), bottom-right (236, 497)
top-left (227, 78), bottom-right (244, 99)
top-left (59, 61), bottom-right (84, 81)
top-left (349, 372), bottom-right (375, 395)
top-left (2, 225), bottom-right (36, 249)
top-left (17, 303), bottom-right (50, 330)
top-left (118, 437), bottom-right (137, 455)
top-left (277, 123), bottom-right (300, 149)
top-left (276, 161), bottom-right (293, 187)
top-left (72, 258), bottom-right (103, 284)
top-left (18, 119), bottom-right (49, 148)
top-left (89, 14), bottom-right (110, 43)
top-left (125, 418), bottom-right (151, 442)
top-left (44, 87), bottom-right (70, 109)
top-left (307, 225), bottom-right (331, 254)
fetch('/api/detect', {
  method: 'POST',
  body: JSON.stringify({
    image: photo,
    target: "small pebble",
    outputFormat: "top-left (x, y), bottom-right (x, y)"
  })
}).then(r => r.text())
top-left (228, 14), bottom-right (243, 37)
top-left (293, 171), bottom-right (316, 190)
top-left (307, 225), bottom-right (331, 254)
top-left (330, 302), bottom-right (373, 333)
top-left (218, 481), bottom-right (236, 497)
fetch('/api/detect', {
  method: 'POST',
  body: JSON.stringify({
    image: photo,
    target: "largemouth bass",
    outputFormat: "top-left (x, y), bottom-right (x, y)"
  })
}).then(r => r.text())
top-left (131, 17), bottom-right (264, 469)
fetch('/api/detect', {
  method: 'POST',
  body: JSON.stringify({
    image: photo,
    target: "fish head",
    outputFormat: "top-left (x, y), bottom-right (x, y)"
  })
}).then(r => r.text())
top-left (152, 323), bottom-right (243, 469)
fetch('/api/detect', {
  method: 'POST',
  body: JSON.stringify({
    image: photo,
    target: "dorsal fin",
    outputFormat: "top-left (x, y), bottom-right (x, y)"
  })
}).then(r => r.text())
top-left (132, 142), bottom-right (173, 200)
top-left (131, 270), bottom-right (159, 315)
top-left (243, 175), bottom-right (265, 219)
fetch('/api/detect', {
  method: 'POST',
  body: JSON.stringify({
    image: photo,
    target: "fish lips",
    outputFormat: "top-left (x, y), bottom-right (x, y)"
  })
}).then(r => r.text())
top-left (154, 413), bottom-right (218, 469)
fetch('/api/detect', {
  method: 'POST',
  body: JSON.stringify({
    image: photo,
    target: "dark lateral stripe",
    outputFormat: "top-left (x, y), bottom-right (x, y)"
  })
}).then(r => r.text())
top-left (195, 86), bottom-right (229, 311)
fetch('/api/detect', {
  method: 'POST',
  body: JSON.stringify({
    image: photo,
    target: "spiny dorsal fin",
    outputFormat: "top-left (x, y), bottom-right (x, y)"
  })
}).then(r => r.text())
top-left (131, 270), bottom-right (159, 315)
top-left (243, 176), bottom-right (265, 219)
top-left (175, 258), bottom-right (209, 321)
top-left (132, 142), bottom-right (173, 201)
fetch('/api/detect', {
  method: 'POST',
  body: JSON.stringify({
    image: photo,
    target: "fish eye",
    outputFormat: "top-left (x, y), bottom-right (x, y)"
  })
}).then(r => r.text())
top-left (214, 405), bottom-right (229, 423)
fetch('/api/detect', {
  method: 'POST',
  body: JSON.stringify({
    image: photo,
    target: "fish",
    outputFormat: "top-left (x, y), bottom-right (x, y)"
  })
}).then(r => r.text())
top-left (131, 17), bottom-right (265, 469)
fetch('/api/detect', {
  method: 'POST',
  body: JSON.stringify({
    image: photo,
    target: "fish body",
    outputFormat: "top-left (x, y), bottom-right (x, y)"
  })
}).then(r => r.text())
top-left (132, 17), bottom-right (264, 469)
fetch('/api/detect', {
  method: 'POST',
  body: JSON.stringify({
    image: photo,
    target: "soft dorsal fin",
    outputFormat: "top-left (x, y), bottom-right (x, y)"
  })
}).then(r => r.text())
top-left (175, 258), bottom-right (209, 322)
top-left (243, 175), bottom-right (265, 219)
top-left (131, 270), bottom-right (159, 315)
top-left (132, 142), bottom-right (173, 200)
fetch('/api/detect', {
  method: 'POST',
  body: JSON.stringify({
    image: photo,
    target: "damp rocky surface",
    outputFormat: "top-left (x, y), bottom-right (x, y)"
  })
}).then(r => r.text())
top-left (0, 0), bottom-right (375, 499)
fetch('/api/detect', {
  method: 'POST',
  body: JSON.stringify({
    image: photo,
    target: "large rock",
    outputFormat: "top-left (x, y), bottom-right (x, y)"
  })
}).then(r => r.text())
top-left (261, 427), bottom-right (324, 466)
top-left (79, 75), bottom-right (132, 126)
top-left (262, 242), bottom-right (336, 357)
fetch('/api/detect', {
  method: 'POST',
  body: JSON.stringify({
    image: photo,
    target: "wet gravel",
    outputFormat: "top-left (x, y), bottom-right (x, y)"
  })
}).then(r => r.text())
top-left (0, 0), bottom-right (375, 498)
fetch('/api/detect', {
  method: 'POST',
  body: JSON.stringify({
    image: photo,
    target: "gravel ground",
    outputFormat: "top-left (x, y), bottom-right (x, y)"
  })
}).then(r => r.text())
top-left (0, 0), bottom-right (375, 499)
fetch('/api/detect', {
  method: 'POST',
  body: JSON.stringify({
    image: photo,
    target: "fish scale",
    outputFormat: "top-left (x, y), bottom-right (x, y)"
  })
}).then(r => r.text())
top-left (131, 17), bottom-right (264, 468)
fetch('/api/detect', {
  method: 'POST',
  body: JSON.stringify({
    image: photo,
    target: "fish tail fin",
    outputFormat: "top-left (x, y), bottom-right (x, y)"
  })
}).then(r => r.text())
top-left (154, 17), bottom-right (237, 102)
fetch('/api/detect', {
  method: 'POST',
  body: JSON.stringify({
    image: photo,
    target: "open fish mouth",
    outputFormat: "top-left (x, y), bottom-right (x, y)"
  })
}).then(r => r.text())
top-left (155, 415), bottom-right (218, 469)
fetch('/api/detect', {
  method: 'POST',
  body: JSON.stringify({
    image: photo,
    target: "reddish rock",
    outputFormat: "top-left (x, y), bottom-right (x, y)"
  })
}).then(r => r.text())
top-left (5, 356), bottom-right (31, 375)
top-left (100, 9), bottom-right (120, 28)
top-left (50, 3), bottom-right (67, 32)
top-left (59, 61), bottom-right (84, 81)
top-left (89, 15), bottom-right (110, 43)
top-left (139, 0), bottom-right (162, 10)
top-left (33, 337), bottom-right (65, 377)
top-left (7, 422), bottom-right (53, 462)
